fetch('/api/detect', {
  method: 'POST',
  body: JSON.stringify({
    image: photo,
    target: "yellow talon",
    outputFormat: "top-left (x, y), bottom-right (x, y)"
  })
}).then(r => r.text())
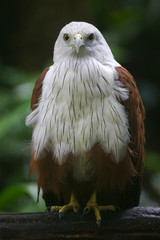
top-left (50, 192), bottom-right (80, 218)
top-left (83, 192), bottom-right (116, 227)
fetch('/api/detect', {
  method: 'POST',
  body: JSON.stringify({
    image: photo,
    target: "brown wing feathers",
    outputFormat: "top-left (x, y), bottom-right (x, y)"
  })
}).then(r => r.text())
top-left (115, 67), bottom-right (145, 171)
top-left (115, 67), bottom-right (145, 207)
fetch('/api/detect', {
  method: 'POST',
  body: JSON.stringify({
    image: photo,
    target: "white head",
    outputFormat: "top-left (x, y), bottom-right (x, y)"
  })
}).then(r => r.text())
top-left (53, 21), bottom-right (120, 67)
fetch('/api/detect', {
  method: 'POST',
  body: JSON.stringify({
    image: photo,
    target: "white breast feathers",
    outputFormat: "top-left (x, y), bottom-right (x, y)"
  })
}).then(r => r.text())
top-left (26, 58), bottom-right (130, 165)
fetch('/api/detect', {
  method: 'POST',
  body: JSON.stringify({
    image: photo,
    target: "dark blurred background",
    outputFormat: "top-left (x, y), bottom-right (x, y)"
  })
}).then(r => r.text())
top-left (0, 0), bottom-right (160, 212)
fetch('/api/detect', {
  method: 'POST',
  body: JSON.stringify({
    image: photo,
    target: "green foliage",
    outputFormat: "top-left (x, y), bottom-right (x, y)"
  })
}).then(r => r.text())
top-left (145, 151), bottom-right (160, 172)
top-left (0, 183), bottom-right (45, 212)
top-left (0, 66), bottom-right (42, 211)
top-left (0, 66), bottom-right (48, 212)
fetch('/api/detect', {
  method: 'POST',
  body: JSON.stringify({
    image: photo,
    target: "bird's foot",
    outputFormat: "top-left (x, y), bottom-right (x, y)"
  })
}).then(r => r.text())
top-left (83, 192), bottom-right (116, 227)
top-left (50, 193), bottom-right (80, 219)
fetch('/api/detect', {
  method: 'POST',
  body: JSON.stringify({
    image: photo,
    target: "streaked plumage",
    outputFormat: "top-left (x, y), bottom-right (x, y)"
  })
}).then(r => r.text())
top-left (26, 22), bottom-right (145, 212)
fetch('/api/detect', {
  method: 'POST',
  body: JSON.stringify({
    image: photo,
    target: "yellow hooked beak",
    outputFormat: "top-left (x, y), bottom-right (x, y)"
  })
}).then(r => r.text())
top-left (73, 33), bottom-right (84, 54)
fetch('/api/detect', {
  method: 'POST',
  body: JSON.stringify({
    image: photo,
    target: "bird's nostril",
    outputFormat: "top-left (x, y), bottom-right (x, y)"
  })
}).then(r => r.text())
top-left (74, 33), bottom-right (83, 40)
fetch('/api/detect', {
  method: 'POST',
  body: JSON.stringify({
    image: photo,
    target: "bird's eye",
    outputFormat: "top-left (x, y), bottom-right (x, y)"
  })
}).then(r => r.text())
top-left (88, 33), bottom-right (94, 41)
top-left (63, 34), bottom-right (70, 41)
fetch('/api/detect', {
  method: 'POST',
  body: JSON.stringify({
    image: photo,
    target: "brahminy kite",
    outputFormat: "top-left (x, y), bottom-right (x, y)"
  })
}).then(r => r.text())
top-left (26, 21), bottom-right (145, 226)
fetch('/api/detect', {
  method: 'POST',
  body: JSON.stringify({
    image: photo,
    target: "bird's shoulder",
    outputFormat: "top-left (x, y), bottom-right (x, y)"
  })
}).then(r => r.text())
top-left (115, 66), bottom-right (145, 118)
top-left (31, 67), bottom-right (50, 111)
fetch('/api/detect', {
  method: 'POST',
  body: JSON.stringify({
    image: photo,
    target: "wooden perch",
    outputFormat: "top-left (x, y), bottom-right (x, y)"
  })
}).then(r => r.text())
top-left (0, 207), bottom-right (160, 240)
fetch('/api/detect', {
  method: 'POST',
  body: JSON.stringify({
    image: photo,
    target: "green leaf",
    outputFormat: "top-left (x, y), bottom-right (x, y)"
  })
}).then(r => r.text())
top-left (0, 101), bottom-right (30, 139)
top-left (145, 151), bottom-right (160, 172)
top-left (0, 183), bottom-right (45, 212)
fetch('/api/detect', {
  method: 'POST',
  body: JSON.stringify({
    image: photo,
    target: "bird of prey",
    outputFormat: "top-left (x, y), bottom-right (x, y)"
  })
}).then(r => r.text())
top-left (26, 21), bottom-right (145, 226)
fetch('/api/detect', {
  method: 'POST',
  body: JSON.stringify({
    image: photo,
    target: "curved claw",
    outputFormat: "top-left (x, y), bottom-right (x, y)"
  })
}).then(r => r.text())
top-left (82, 207), bottom-right (90, 217)
top-left (74, 205), bottom-right (79, 214)
top-left (59, 211), bottom-right (63, 220)
top-left (97, 219), bottom-right (101, 228)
